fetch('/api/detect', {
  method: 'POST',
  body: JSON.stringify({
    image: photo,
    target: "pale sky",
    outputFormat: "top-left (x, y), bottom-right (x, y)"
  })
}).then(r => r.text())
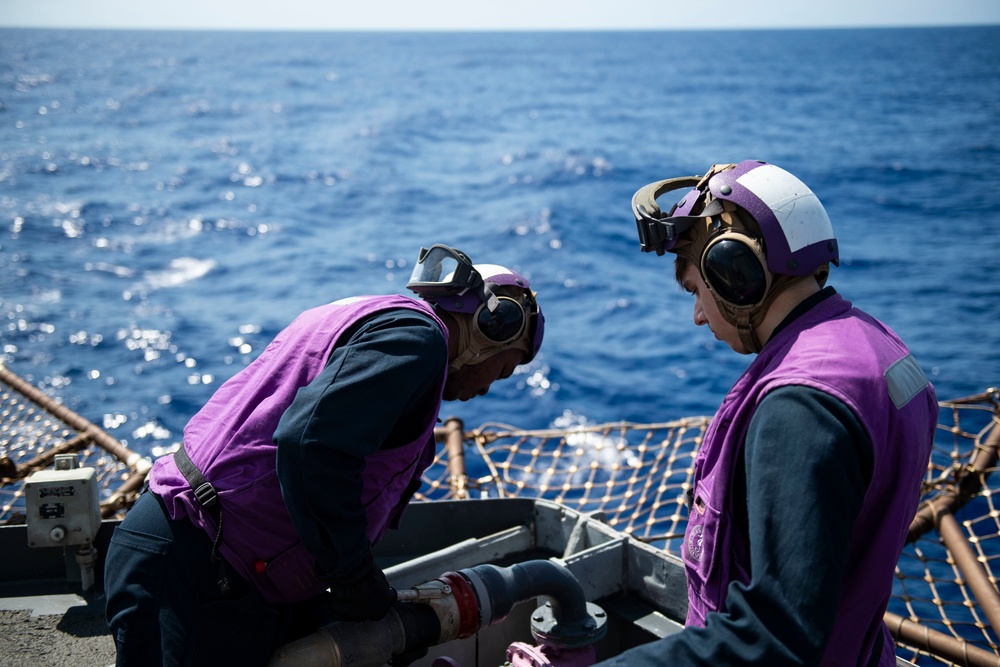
top-left (1, 0), bottom-right (998, 31)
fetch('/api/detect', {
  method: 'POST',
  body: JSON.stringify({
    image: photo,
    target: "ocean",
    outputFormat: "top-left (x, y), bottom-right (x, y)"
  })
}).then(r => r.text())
top-left (1, 26), bottom-right (999, 458)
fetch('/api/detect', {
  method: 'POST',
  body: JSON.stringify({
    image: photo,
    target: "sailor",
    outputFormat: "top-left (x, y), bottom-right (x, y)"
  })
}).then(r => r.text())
top-left (104, 244), bottom-right (544, 666)
top-left (598, 160), bottom-right (938, 665)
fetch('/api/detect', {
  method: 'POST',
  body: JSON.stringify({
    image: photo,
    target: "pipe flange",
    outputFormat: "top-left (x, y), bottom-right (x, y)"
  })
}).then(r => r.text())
top-left (437, 571), bottom-right (481, 640)
top-left (529, 601), bottom-right (607, 649)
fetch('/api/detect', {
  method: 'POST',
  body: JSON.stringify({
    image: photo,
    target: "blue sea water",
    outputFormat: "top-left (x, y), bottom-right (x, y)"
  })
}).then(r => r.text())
top-left (1, 26), bottom-right (999, 459)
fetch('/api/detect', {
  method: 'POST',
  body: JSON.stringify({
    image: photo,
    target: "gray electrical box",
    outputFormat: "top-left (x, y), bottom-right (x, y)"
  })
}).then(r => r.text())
top-left (24, 454), bottom-right (102, 548)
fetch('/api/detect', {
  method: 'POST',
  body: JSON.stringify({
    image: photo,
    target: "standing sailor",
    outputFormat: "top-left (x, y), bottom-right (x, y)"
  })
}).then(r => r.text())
top-left (599, 160), bottom-right (937, 665)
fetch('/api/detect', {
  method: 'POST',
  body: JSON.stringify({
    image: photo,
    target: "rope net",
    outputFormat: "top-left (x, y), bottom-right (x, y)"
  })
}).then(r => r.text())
top-left (1, 363), bottom-right (997, 665)
top-left (0, 365), bottom-right (148, 522)
top-left (417, 389), bottom-right (1000, 667)
top-left (417, 416), bottom-right (709, 554)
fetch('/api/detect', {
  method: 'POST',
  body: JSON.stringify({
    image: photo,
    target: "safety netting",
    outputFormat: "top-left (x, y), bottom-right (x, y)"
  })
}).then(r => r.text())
top-left (0, 365), bottom-right (149, 524)
top-left (417, 390), bottom-right (1000, 667)
top-left (1, 363), bottom-right (997, 666)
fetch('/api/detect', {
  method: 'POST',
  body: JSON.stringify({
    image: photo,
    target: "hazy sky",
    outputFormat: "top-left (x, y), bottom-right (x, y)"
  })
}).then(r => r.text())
top-left (2, 0), bottom-right (998, 31)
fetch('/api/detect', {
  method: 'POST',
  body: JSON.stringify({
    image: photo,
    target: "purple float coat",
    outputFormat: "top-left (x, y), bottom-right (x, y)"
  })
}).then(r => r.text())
top-left (149, 295), bottom-right (447, 604)
top-left (682, 293), bottom-right (937, 664)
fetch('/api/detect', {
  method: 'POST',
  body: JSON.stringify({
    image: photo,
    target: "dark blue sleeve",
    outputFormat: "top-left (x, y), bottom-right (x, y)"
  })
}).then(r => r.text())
top-left (593, 385), bottom-right (872, 666)
top-left (274, 308), bottom-right (447, 580)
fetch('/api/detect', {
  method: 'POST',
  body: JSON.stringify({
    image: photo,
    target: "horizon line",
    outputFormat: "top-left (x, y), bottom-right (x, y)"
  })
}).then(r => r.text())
top-left (2, 22), bottom-right (998, 32)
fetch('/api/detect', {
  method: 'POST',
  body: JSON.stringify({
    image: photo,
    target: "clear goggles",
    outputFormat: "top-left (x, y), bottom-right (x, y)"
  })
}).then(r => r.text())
top-left (407, 244), bottom-right (482, 298)
top-left (408, 244), bottom-right (532, 346)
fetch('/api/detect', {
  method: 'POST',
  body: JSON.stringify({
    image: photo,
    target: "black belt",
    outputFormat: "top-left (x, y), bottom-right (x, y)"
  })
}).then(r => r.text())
top-left (173, 443), bottom-right (231, 594)
top-left (173, 442), bottom-right (219, 509)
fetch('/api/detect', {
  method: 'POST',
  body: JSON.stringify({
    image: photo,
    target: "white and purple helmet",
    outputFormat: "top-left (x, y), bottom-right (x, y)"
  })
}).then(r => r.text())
top-left (632, 160), bottom-right (838, 352)
top-left (633, 159), bottom-right (838, 278)
top-left (406, 245), bottom-right (544, 363)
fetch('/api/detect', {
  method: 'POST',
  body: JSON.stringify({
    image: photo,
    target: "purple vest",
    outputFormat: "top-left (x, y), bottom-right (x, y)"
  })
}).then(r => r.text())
top-left (682, 294), bottom-right (937, 665)
top-left (149, 295), bottom-right (447, 604)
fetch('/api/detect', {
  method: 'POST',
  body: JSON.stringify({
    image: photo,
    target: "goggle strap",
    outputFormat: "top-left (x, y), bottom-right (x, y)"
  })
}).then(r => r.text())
top-left (480, 283), bottom-right (501, 313)
top-left (631, 175), bottom-right (701, 221)
top-left (631, 175), bottom-right (703, 254)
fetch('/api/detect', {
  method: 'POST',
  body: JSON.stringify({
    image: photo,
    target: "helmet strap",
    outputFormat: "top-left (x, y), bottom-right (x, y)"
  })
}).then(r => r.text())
top-left (718, 272), bottom-right (811, 353)
top-left (446, 313), bottom-right (475, 372)
top-left (695, 163), bottom-right (736, 192)
top-left (733, 307), bottom-right (762, 354)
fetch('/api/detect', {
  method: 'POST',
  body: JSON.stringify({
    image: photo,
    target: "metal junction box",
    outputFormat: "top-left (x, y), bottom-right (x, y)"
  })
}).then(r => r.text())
top-left (24, 455), bottom-right (101, 549)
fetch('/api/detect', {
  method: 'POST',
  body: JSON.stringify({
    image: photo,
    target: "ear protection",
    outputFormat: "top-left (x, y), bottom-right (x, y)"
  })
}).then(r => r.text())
top-left (700, 227), bottom-right (771, 308)
top-left (446, 289), bottom-right (535, 372)
top-left (475, 296), bottom-right (528, 344)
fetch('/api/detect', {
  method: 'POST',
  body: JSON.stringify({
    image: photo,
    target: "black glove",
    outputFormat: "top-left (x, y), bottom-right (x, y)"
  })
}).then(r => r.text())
top-left (326, 553), bottom-right (396, 622)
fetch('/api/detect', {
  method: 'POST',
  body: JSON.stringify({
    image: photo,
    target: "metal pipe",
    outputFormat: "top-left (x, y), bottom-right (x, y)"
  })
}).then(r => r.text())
top-left (268, 602), bottom-right (439, 667)
top-left (1, 434), bottom-right (90, 480)
top-left (268, 560), bottom-right (606, 667)
top-left (0, 365), bottom-right (148, 473)
top-left (100, 466), bottom-right (151, 518)
top-left (936, 510), bottom-right (1000, 636)
top-left (460, 562), bottom-right (594, 641)
top-left (447, 561), bottom-right (606, 651)
top-left (75, 545), bottom-right (98, 592)
top-left (908, 416), bottom-right (1000, 543)
top-left (885, 611), bottom-right (1000, 667)
top-left (442, 417), bottom-right (468, 499)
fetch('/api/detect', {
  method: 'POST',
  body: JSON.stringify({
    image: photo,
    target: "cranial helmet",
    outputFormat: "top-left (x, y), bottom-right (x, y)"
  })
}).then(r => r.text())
top-left (631, 160), bottom-right (838, 352)
top-left (406, 244), bottom-right (544, 372)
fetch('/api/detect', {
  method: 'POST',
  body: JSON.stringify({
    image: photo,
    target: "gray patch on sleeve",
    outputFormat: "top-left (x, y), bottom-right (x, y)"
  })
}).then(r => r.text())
top-left (885, 353), bottom-right (928, 409)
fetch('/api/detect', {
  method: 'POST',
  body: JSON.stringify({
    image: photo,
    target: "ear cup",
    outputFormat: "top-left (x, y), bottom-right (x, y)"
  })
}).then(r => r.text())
top-left (476, 297), bottom-right (526, 343)
top-left (701, 235), bottom-right (769, 306)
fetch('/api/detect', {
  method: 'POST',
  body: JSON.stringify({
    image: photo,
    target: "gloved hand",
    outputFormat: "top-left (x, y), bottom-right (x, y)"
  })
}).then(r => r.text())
top-left (326, 553), bottom-right (396, 622)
